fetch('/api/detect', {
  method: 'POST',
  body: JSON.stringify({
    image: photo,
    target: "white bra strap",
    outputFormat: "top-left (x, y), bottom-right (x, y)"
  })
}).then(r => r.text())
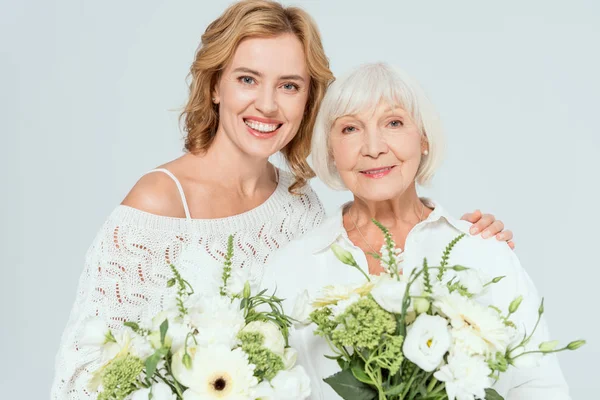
top-left (145, 168), bottom-right (191, 220)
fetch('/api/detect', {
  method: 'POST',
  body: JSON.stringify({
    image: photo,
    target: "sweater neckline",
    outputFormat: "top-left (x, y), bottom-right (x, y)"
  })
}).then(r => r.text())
top-left (110, 170), bottom-right (293, 234)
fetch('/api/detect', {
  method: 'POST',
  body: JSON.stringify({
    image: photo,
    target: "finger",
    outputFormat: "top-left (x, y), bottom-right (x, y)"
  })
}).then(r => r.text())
top-left (474, 214), bottom-right (497, 237)
top-left (508, 241), bottom-right (515, 250)
top-left (482, 219), bottom-right (504, 238)
top-left (462, 209), bottom-right (482, 224)
top-left (495, 230), bottom-right (513, 242)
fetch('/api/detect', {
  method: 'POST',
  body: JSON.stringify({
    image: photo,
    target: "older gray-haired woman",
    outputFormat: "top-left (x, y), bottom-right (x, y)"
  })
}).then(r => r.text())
top-left (261, 63), bottom-right (569, 400)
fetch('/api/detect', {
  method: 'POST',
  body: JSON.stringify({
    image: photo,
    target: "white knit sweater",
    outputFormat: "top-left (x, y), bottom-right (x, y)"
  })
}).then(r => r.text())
top-left (50, 169), bottom-right (325, 399)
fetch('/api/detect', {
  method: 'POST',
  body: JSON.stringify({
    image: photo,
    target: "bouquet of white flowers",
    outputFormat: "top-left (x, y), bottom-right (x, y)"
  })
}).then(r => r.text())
top-left (81, 236), bottom-right (311, 400)
top-left (305, 221), bottom-right (584, 400)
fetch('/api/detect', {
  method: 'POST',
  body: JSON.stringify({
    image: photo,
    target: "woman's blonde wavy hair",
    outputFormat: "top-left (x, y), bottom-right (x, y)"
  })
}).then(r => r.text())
top-left (181, 0), bottom-right (334, 193)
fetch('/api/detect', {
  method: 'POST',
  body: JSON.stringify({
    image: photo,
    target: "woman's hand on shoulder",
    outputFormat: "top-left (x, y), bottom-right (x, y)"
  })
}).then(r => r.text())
top-left (121, 172), bottom-right (187, 218)
top-left (460, 209), bottom-right (515, 250)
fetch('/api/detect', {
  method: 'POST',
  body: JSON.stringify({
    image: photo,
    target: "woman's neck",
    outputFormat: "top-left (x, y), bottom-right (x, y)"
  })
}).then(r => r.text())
top-left (188, 132), bottom-right (277, 196)
top-left (349, 185), bottom-right (427, 230)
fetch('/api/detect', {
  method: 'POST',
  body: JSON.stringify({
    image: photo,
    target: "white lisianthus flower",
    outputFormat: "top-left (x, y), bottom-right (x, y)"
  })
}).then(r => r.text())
top-left (251, 381), bottom-right (276, 400)
top-left (172, 345), bottom-right (258, 400)
top-left (434, 352), bottom-right (492, 400)
top-left (80, 317), bottom-right (112, 348)
top-left (434, 292), bottom-right (512, 355)
top-left (371, 274), bottom-right (408, 313)
top-left (508, 345), bottom-right (543, 369)
top-left (330, 293), bottom-right (361, 317)
top-left (403, 314), bottom-right (451, 372)
top-left (226, 267), bottom-right (254, 297)
top-left (129, 332), bottom-right (154, 359)
top-left (270, 365), bottom-right (312, 400)
top-left (241, 321), bottom-right (286, 357)
top-left (190, 296), bottom-right (245, 349)
top-left (131, 382), bottom-right (176, 400)
top-left (282, 347), bottom-right (298, 370)
top-left (291, 290), bottom-right (314, 326)
top-left (149, 312), bottom-right (190, 353)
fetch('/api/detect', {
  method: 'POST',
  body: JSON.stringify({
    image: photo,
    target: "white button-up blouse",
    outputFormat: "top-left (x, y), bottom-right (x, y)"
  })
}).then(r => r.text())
top-left (261, 199), bottom-right (570, 400)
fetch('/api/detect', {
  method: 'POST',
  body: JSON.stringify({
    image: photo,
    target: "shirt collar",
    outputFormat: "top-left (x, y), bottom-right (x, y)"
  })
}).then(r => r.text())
top-left (308, 198), bottom-right (472, 254)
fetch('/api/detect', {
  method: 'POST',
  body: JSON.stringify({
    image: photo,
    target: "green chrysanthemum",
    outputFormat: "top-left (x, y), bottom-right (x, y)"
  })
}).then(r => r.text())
top-left (372, 334), bottom-right (404, 375)
top-left (97, 355), bottom-right (144, 400)
top-left (310, 307), bottom-right (337, 337)
top-left (332, 297), bottom-right (396, 350)
top-left (238, 331), bottom-right (284, 381)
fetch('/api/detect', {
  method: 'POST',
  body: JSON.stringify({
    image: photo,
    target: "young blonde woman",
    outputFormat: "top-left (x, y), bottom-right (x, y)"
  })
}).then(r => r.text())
top-left (51, 2), bottom-right (513, 398)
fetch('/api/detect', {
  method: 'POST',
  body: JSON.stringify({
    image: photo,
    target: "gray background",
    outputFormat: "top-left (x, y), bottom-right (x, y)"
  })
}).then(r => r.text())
top-left (2, 0), bottom-right (599, 398)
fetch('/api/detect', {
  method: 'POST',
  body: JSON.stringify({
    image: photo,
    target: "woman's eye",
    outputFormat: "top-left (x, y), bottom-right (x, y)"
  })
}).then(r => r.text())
top-left (389, 119), bottom-right (403, 127)
top-left (342, 126), bottom-right (357, 134)
top-left (282, 83), bottom-right (299, 91)
top-left (239, 76), bottom-right (255, 85)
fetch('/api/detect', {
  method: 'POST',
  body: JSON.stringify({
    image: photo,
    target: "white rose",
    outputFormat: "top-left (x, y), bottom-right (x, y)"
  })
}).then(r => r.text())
top-left (282, 347), bottom-right (298, 370)
top-left (371, 274), bottom-right (407, 313)
top-left (131, 382), bottom-right (176, 400)
top-left (270, 365), bottom-right (312, 400)
top-left (403, 314), bottom-right (451, 372)
top-left (291, 290), bottom-right (314, 326)
top-left (242, 321), bottom-right (285, 357)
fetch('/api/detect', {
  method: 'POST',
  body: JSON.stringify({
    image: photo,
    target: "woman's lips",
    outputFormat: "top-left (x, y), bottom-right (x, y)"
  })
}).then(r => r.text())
top-left (243, 118), bottom-right (283, 139)
top-left (359, 166), bottom-right (396, 179)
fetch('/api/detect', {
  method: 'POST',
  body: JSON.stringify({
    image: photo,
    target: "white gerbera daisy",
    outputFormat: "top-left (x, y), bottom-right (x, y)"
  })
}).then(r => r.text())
top-left (434, 292), bottom-right (512, 356)
top-left (172, 345), bottom-right (258, 400)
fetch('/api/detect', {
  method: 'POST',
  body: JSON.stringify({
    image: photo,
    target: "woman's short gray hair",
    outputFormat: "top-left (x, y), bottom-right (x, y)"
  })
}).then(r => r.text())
top-left (311, 62), bottom-right (445, 190)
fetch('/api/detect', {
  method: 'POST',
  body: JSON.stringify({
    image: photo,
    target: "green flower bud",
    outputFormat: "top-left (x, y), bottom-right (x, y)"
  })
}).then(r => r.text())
top-left (331, 244), bottom-right (357, 266)
top-left (167, 278), bottom-right (176, 288)
top-left (182, 352), bottom-right (193, 369)
top-left (413, 297), bottom-right (430, 314)
top-left (509, 296), bottom-right (523, 314)
top-left (105, 330), bottom-right (116, 343)
top-left (567, 340), bottom-right (586, 351)
top-left (539, 340), bottom-right (559, 352)
top-left (538, 298), bottom-right (545, 315)
top-left (452, 265), bottom-right (468, 271)
top-left (243, 281), bottom-right (252, 299)
top-left (491, 276), bottom-right (506, 284)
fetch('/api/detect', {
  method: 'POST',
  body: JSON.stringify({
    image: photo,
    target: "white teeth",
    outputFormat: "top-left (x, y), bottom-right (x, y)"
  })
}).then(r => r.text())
top-left (244, 120), bottom-right (279, 133)
top-left (364, 167), bottom-right (391, 174)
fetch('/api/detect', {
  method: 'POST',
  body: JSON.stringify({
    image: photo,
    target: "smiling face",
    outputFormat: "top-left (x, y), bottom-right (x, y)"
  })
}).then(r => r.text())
top-left (329, 101), bottom-right (427, 202)
top-left (212, 34), bottom-right (310, 160)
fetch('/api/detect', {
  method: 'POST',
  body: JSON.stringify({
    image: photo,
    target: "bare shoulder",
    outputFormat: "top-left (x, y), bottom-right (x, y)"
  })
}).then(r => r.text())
top-left (121, 168), bottom-right (187, 218)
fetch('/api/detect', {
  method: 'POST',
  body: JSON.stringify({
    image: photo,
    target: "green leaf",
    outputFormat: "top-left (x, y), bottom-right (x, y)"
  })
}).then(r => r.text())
top-left (350, 359), bottom-right (374, 385)
top-left (167, 278), bottom-right (176, 288)
top-left (160, 319), bottom-right (169, 346)
top-left (384, 383), bottom-right (405, 396)
top-left (323, 369), bottom-right (377, 400)
top-left (484, 388), bottom-right (504, 400)
top-left (123, 321), bottom-right (140, 332)
top-left (145, 347), bottom-right (168, 381)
